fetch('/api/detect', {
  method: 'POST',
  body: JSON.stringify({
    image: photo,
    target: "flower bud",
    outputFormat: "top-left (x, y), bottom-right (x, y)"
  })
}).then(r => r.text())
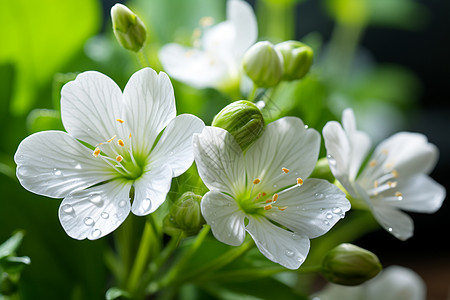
top-left (212, 100), bottom-right (265, 151)
top-left (275, 40), bottom-right (313, 81)
top-left (111, 4), bottom-right (147, 52)
top-left (163, 192), bottom-right (205, 237)
top-left (242, 41), bottom-right (284, 88)
top-left (321, 243), bottom-right (382, 286)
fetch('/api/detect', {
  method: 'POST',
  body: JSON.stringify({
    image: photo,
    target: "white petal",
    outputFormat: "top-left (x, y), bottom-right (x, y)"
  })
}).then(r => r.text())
top-left (246, 217), bottom-right (310, 269)
top-left (58, 180), bottom-right (132, 240)
top-left (193, 126), bottom-right (245, 196)
top-left (123, 68), bottom-right (176, 158)
top-left (132, 163), bottom-right (173, 216)
top-left (366, 266), bottom-right (426, 300)
top-left (227, 0), bottom-right (258, 58)
top-left (15, 131), bottom-right (116, 198)
top-left (151, 114), bottom-right (205, 177)
top-left (246, 117), bottom-right (320, 195)
top-left (61, 71), bottom-right (125, 147)
top-left (158, 44), bottom-right (228, 89)
top-left (372, 132), bottom-right (438, 178)
top-left (266, 179), bottom-right (350, 239)
top-left (201, 190), bottom-right (246, 246)
top-left (322, 120), bottom-right (357, 197)
top-left (371, 204), bottom-right (414, 240)
top-left (384, 174), bottom-right (445, 213)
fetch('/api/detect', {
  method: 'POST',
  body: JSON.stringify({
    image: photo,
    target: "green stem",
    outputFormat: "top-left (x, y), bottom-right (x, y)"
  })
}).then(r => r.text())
top-left (248, 84), bottom-right (258, 101)
top-left (136, 48), bottom-right (150, 68)
top-left (126, 219), bottom-right (156, 295)
top-left (256, 0), bottom-right (295, 41)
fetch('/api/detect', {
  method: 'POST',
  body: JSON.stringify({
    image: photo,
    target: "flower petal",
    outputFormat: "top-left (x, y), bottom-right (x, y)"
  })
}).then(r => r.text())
top-left (382, 174), bottom-right (445, 213)
top-left (132, 163), bottom-right (173, 216)
top-left (150, 114), bottom-right (205, 177)
top-left (201, 190), bottom-right (246, 246)
top-left (61, 71), bottom-right (125, 146)
top-left (158, 44), bottom-right (228, 89)
top-left (123, 68), bottom-right (176, 158)
top-left (322, 120), bottom-right (357, 197)
top-left (193, 126), bottom-right (245, 196)
top-left (246, 117), bottom-right (320, 194)
top-left (58, 180), bottom-right (132, 240)
top-left (371, 132), bottom-right (438, 178)
top-left (227, 0), bottom-right (258, 58)
top-left (266, 178), bottom-right (350, 239)
top-left (371, 204), bottom-right (414, 241)
top-left (246, 217), bottom-right (310, 269)
top-left (15, 131), bottom-right (116, 198)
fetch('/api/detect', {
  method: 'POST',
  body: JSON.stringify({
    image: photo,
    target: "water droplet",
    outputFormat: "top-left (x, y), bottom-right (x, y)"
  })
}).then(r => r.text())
top-left (314, 193), bottom-right (324, 199)
top-left (169, 151), bottom-right (174, 156)
top-left (304, 125), bottom-right (309, 129)
top-left (17, 166), bottom-right (32, 176)
top-left (52, 168), bottom-right (62, 176)
top-left (292, 233), bottom-right (304, 240)
top-left (273, 184), bottom-right (278, 188)
top-left (285, 249), bottom-right (295, 257)
top-left (332, 207), bottom-right (342, 214)
top-left (388, 227), bottom-right (393, 232)
top-left (101, 212), bottom-right (109, 219)
top-left (327, 154), bottom-right (336, 166)
top-left (326, 213), bottom-right (333, 219)
top-left (74, 163), bottom-right (82, 170)
top-left (339, 213), bottom-right (345, 219)
top-left (91, 229), bottom-right (102, 238)
top-left (323, 220), bottom-right (330, 226)
top-left (84, 217), bottom-right (94, 226)
top-left (89, 194), bottom-right (103, 205)
top-left (118, 200), bottom-right (127, 208)
top-left (142, 198), bottom-right (152, 212)
top-left (297, 257), bottom-right (304, 263)
top-left (62, 204), bottom-right (74, 214)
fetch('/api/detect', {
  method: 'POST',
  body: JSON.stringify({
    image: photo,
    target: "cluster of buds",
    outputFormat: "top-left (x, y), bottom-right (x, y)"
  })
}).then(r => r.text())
top-left (242, 40), bottom-right (313, 88)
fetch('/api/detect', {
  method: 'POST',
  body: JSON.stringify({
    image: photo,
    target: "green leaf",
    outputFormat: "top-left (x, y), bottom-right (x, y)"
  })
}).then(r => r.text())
top-left (0, 256), bottom-right (31, 274)
top-left (0, 0), bottom-right (100, 115)
top-left (26, 109), bottom-right (64, 133)
top-left (105, 287), bottom-right (131, 300)
top-left (0, 231), bottom-right (24, 259)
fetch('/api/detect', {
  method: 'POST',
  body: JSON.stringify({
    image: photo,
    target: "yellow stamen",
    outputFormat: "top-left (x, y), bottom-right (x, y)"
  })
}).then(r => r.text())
top-left (116, 155), bottom-right (123, 162)
top-left (253, 178), bottom-right (261, 184)
top-left (392, 169), bottom-right (399, 178)
top-left (282, 167), bottom-right (289, 174)
top-left (374, 180), bottom-right (379, 188)
top-left (395, 191), bottom-right (403, 197)
top-left (387, 181), bottom-right (397, 188)
top-left (264, 204), bottom-right (273, 210)
top-left (116, 119), bottom-right (125, 123)
top-left (93, 147), bottom-right (101, 158)
top-left (272, 194), bottom-right (279, 202)
top-left (265, 199), bottom-right (273, 204)
top-left (107, 135), bottom-right (117, 143)
top-left (297, 178), bottom-right (303, 185)
top-left (369, 160), bottom-right (377, 167)
top-left (278, 206), bottom-right (287, 211)
top-left (118, 139), bottom-right (125, 147)
top-left (199, 16), bottom-right (214, 27)
top-left (262, 192), bottom-right (267, 196)
top-left (129, 133), bottom-right (132, 138)
top-left (381, 149), bottom-right (389, 155)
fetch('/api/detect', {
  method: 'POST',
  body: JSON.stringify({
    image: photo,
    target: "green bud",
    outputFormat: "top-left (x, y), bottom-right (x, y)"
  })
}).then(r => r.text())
top-left (163, 192), bottom-right (205, 237)
top-left (275, 40), bottom-right (313, 81)
top-left (212, 100), bottom-right (265, 151)
top-left (111, 4), bottom-right (147, 52)
top-left (321, 243), bottom-right (382, 286)
top-left (242, 41), bottom-right (284, 88)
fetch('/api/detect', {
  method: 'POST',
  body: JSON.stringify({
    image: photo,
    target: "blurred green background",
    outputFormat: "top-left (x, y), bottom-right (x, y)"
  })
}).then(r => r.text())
top-left (0, 0), bottom-right (449, 299)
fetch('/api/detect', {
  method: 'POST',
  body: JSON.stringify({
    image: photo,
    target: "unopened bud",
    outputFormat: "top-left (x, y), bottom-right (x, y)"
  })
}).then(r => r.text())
top-left (163, 192), bottom-right (205, 237)
top-left (321, 243), bottom-right (382, 286)
top-left (275, 40), bottom-right (313, 81)
top-left (242, 41), bottom-right (284, 88)
top-left (212, 100), bottom-right (265, 151)
top-left (111, 4), bottom-right (147, 52)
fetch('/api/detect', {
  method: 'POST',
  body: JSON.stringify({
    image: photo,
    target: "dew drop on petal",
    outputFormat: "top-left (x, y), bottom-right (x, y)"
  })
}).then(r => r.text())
top-left (89, 194), bottom-right (103, 206)
top-left (327, 154), bottom-right (336, 166)
top-left (285, 249), bottom-right (295, 257)
top-left (314, 193), bottom-right (324, 199)
top-left (297, 257), bottom-right (304, 263)
top-left (142, 198), bottom-right (152, 212)
top-left (332, 207), bottom-right (342, 214)
top-left (273, 184), bottom-right (278, 188)
top-left (323, 220), bottom-right (330, 226)
top-left (52, 168), bottom-right (62, 176)
top-left (62, 204), bottom-right (74, 214)
top-left (91, 229), bottom-right (102, 239)
top-left (118, 200), bottom-right (127, 208)
top-left (84, 217), bottom-right (95, 226)
top-left (101, 212), bottom-right (109, 219)
top-left (326, 213), bottom-right (333, 219)
top-left (17, 166), bottom-right (32, 176)
top-left (74, 163), bottom-right (82, 170)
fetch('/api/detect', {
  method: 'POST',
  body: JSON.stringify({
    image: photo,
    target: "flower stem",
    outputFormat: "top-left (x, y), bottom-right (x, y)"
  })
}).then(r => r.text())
top-left (136, 48), bottom-right (150, 68)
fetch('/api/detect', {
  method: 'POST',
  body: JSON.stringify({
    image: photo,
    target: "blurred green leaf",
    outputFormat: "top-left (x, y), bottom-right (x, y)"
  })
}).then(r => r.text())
top-left (0, 0), bottom-right (100, 115)
top-left (26, 109), bottom-right (64, 134)
top-left (105, 287), bottom-right (131, 300)
top-left (0, 231), bottom-right (24, 259)
top-left (0, 256), bottom-right (31, 274)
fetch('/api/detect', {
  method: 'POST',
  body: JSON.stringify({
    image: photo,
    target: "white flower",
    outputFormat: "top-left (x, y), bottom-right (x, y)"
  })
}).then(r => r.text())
top-left (158, 0), bottom-right (257, 90)
top-left (323, 108), bottom-right (446, 240)
top-left (193, 117), bottom-right (350, 269)
top-left (14, 68), bottom-right (205, 240)
top-left (313, 265), bottom-right (426, 300)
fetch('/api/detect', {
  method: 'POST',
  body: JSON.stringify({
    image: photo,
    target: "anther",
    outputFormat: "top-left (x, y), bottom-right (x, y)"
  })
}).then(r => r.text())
top-left (391, 169), bottom-right (399, 178)
top-left (272, 194), bottom-right (279, 202)
top-left (297, 178), bottom-right (303, 185)
top-left (381, 149), bottom-right (389, 155)
top-left (264, 204), bottom-right (273, 210)
top-left (118, 139), bottom-right (125, 147)
top-left (116, 119), bottom-right (125, 123)
top-left (282, 167), bottom-right (289, 174)
top-left (395, 191), bottom-right (403, 197)
top-left (278, 206), bottom-right (287, 211)
top-left (369, 160), bottom-right (377, 167)
top-left (107, 135), bottom-right (117, 143)
top-left (116, 155), bottom-right (123, 162)
top-left (93, 147), bottom-right (101, 158)
top-left (265, 199), bottom-right (273, 203)
top-left (253, 178), bottom-right (261, 185)
top-left (387, 181), bottom-right (397, 188)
